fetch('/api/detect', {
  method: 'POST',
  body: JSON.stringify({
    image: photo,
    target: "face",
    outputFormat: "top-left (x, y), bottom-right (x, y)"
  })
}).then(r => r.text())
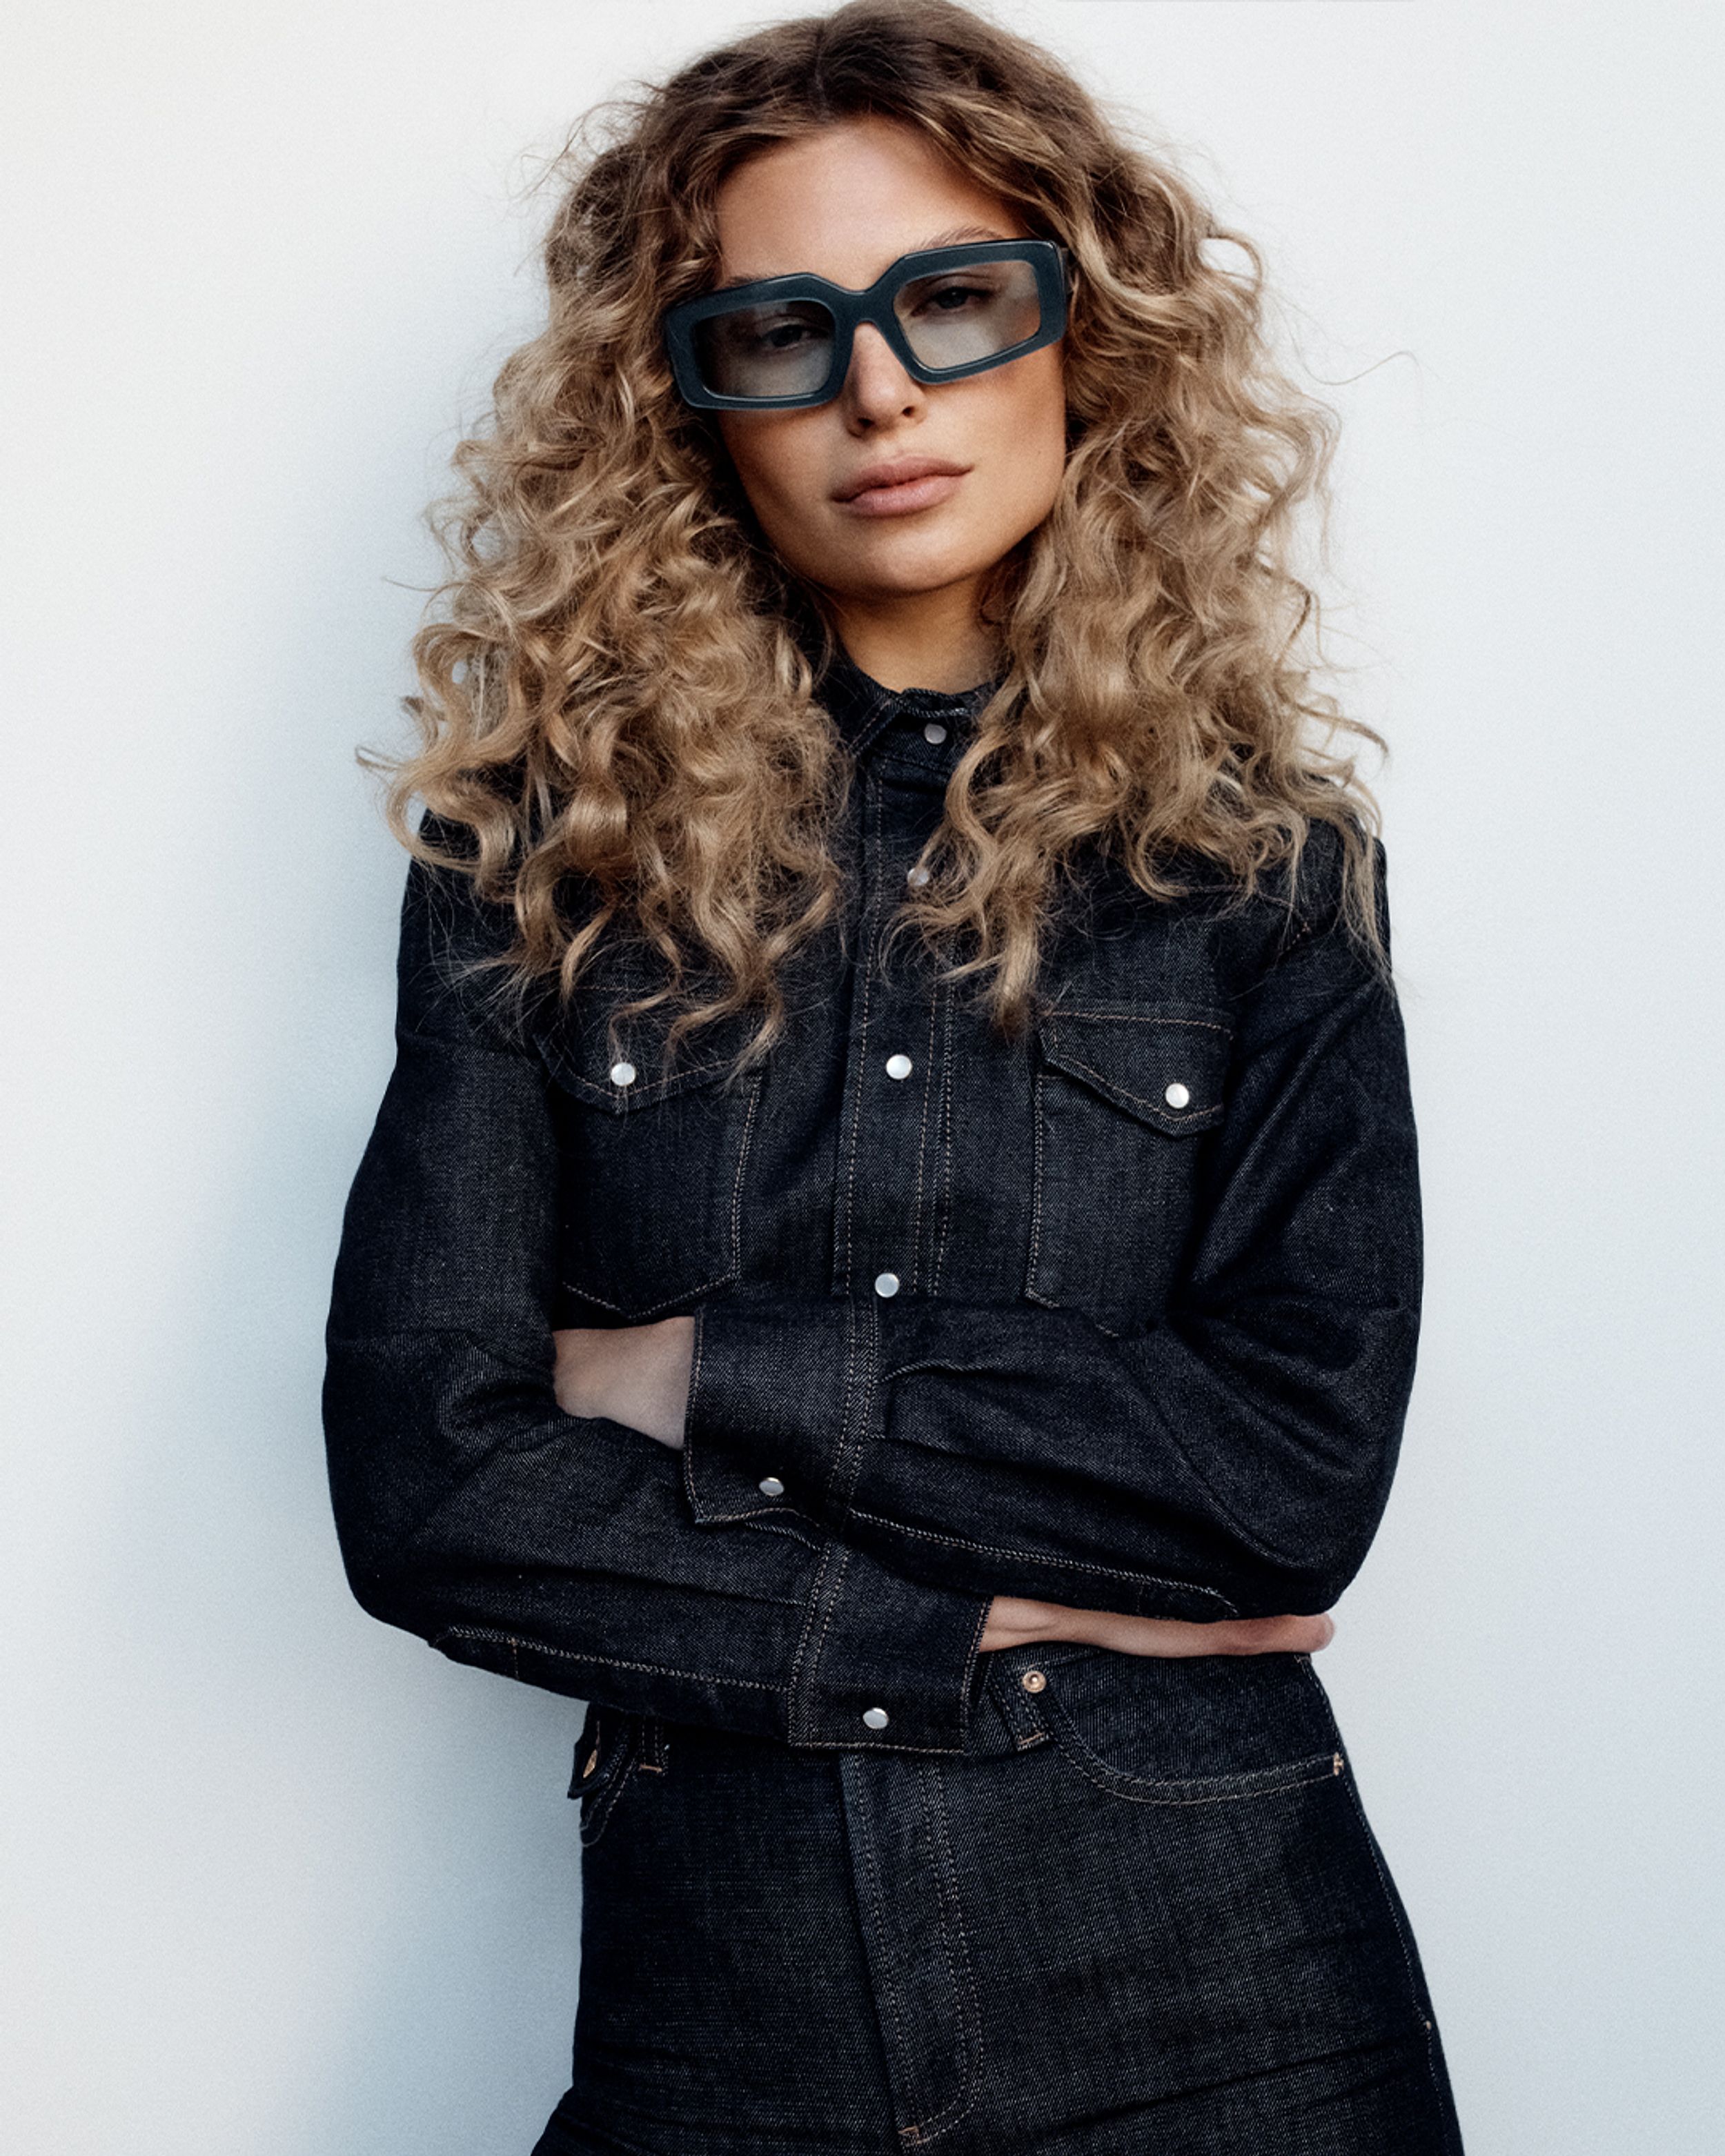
top-left (709, 117), bottom-right (1068, 644)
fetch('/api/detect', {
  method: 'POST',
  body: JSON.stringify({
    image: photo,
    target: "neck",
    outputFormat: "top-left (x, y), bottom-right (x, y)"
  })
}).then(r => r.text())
top-left (822, 581), bottom-right (1001, 694)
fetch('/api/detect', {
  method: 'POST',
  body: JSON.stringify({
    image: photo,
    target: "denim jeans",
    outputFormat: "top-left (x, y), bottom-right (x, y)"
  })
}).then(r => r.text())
top-left (532, 1638), bottom-right (1462, 2154)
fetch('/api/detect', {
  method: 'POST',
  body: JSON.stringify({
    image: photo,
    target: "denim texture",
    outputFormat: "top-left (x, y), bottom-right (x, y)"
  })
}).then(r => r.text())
top-left (531, 1639), bottom-right (1461, 2153)
top-left (323, 639), bottom-right (1423, 1759)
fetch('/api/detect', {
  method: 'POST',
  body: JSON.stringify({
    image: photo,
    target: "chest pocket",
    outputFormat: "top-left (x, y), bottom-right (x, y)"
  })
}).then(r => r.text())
top-left (538, 991), bottom-right (765, 1323)
top-left (1027, 1004), bottom-right (1232, 1336)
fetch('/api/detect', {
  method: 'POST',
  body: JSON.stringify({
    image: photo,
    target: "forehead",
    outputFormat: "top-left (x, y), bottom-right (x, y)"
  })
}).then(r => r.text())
top-left (713, 115), bottom-right (1028, 293)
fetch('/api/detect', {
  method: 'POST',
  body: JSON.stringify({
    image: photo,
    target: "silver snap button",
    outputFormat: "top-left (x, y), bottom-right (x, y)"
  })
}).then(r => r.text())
top-left (862, 1706), bottom-right (891, 1730)
top-left (1163, 1081), bottom-right (1191, 1109)
top-left (874, 1271), bottom-right (901, 1298)
top-left (609, 1060), bottom-right (636, 1087)
top-left (1020, 1668), bottom-right (1048, 1694)
top-left (906, 864), bottom-right (931, 887)
top-left (923, 721), bottom-right (948, 744)
top-left (758, 1475), bottom-right (785, 1498)
top-left (885, 1054), bottom-right (913, 1080)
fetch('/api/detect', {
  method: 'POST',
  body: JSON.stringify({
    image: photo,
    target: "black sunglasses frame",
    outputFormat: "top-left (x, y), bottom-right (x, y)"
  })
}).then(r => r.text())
top-left (661, 239), bottom-right (1070, 413)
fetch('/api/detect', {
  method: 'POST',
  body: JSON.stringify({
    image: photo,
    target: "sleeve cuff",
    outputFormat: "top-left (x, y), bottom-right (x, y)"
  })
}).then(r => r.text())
top-left (786, 1536), bottom-right (994, 1754)
top-left (682, 1292), bottom-right (860, 1525)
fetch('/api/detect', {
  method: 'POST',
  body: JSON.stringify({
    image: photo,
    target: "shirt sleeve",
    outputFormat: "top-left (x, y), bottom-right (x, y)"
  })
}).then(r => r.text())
top-left (321, 822), bottom-right (994, 1753)
top-left (682, 843), bottom-right (1422, 1623)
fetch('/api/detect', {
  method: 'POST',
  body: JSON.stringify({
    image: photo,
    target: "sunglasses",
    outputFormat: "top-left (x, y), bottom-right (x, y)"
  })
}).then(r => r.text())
top-left (662, 239), bottom-right (1070, 412)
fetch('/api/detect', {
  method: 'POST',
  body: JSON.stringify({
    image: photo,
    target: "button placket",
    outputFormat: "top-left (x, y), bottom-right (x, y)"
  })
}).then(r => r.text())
top-left (832, 771), bottom-right (947, 1309)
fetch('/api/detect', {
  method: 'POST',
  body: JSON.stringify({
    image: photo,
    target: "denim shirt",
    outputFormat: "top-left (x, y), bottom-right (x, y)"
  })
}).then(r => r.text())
top-left (322, 642), bottom-right (1422, 1757)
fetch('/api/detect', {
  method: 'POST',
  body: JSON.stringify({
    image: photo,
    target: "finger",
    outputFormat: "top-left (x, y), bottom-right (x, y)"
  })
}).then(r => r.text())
top-left (1211, 1612), bottom-right (1334, 1655)
top-left (1098, 1611), bottom-right (1334, 1659)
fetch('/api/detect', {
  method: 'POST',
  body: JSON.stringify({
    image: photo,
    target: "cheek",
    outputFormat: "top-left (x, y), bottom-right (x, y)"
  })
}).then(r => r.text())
top-left (718, 416), bottom-right (823, 528)
top-left (985, 364), bottom-right (1067, 513)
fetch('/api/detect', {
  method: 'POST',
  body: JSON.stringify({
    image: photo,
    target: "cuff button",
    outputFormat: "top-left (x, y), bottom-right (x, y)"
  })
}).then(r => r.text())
top-left (862, 1706), bottom-right (891, 1730)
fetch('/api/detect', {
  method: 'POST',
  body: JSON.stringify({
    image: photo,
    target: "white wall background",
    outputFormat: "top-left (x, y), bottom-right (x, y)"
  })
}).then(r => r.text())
top-left (4, 3), bottom-right (1720, 2149)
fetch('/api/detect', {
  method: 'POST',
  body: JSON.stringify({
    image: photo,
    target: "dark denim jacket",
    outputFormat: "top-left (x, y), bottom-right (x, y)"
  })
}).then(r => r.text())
top-left (322, 643), bottom-right (1421, 1759)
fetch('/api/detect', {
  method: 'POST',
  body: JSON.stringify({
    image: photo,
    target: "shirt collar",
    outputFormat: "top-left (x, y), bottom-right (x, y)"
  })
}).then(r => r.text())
top-left (806, 629), bottom-right (1005, 762)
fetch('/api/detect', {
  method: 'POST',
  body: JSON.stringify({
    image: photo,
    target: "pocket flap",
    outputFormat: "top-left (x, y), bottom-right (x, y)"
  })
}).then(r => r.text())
top-left (535, 989), bottom-right (760, 1116)
top-left (1035, 1005), bottom-right (1232, 1134)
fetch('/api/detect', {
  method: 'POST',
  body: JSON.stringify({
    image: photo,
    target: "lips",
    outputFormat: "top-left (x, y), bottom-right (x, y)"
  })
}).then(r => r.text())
top-left (834, 457), bottom-right (969, 502)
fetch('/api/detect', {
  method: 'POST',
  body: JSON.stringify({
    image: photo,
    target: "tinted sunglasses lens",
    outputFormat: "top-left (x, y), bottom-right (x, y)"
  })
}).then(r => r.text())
top-left (693, 299), bottom-right (836, 400)
top-left (895, 256), bottom-right (1045, 371)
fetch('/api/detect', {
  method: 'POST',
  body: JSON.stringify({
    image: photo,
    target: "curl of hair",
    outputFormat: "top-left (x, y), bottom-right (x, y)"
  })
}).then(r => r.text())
top-left (366, 0), bottom-right (1385, 1077)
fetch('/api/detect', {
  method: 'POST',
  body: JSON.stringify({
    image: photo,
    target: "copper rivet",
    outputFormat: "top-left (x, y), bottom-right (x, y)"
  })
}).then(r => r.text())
top-left (1021, 1668), bottom-right (1047, 1693)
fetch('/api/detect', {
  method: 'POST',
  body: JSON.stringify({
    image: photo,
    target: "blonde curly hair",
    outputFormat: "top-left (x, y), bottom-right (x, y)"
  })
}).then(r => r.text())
top-left (368, 0), bottom-right (1382, 1074)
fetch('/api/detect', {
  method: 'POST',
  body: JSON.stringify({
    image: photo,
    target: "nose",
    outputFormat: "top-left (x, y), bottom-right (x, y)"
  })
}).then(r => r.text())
top-left (840, 320), bottom-right (925, 426)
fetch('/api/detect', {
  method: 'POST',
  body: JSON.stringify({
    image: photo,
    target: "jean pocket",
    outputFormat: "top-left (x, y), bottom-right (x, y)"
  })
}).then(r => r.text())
top-left (1025, 1645), bottom-right (1346, 1808)
top-left (569, 1701), bottom-right (647, 1846)
top-left (1027, 1003), bottom-right (1232, 1336)
top-left (538, 987), bottom-right (765, 1321)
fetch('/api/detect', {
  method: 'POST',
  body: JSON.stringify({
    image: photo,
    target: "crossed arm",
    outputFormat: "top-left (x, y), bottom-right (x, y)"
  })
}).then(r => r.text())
top-left (325, 830), bottom-right (1412, 1742)
top-left (551, 1316), bottom-right (1335, 1661)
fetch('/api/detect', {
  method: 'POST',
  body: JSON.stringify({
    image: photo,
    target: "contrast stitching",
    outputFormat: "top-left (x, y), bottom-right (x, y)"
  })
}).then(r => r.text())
top-left (907, 980), bottom-right (937, 1293)
top-left (552, 1049), bottom-right (736, 1107)
top-left (557, 1268), bottom-right (739, 1320)
top-left (787, 1540), bottom-right (849, 1745)
top-left (829, 1293), bottom-right (865, 1507)
top-left (834, 787), bottom-right (883, 1294)
top-left (559, 1069), bottom-right (760, 1316)
top-left (1047, 1053), bottom-right (1219, 1126)
top-left (725, 1071), bottom-right (763, 1274)
top-left (842, 1507), bottom-right (1236, 1611)
top-left (828, 1292), bottom-right (879, 1514)
top-left (1041, 1012), bottom-right (1232, 1031)
top-left (902, 1763), bottom-right (983, 2144)
top-left (931, 985), bottom-right (956, 1294)
top-left (1045, 1704), bottom-right (1346, 1806)
top-left (432, 1628), bottom-right (780, 1690)
top-left (846, 1763), bottom-right (918, 2138)
top-left (782, 1298), bottom-right (869, 1741)
top-left (1025, 1069), bottom-right (1048, 1302)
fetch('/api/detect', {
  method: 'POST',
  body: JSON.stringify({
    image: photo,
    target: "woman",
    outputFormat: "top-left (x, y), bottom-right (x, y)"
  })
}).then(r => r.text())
top-left (323, 3), bottom-right (1463, 2149)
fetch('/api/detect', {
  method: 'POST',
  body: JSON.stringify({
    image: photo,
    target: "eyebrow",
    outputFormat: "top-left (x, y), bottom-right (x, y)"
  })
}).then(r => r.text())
top-left (714, 224), bottom-right (1018, 293)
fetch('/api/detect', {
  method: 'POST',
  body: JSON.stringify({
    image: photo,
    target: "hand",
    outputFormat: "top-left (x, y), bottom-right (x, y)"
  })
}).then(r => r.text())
top-left (978, 1593), bottom-right (1334, 1658)
top-left (552, 1317), bottom-right (695, 1448)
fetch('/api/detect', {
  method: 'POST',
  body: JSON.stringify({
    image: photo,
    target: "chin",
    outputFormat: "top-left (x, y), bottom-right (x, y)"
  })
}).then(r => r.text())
top-left (831, 530), bottom-right (996, 594)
